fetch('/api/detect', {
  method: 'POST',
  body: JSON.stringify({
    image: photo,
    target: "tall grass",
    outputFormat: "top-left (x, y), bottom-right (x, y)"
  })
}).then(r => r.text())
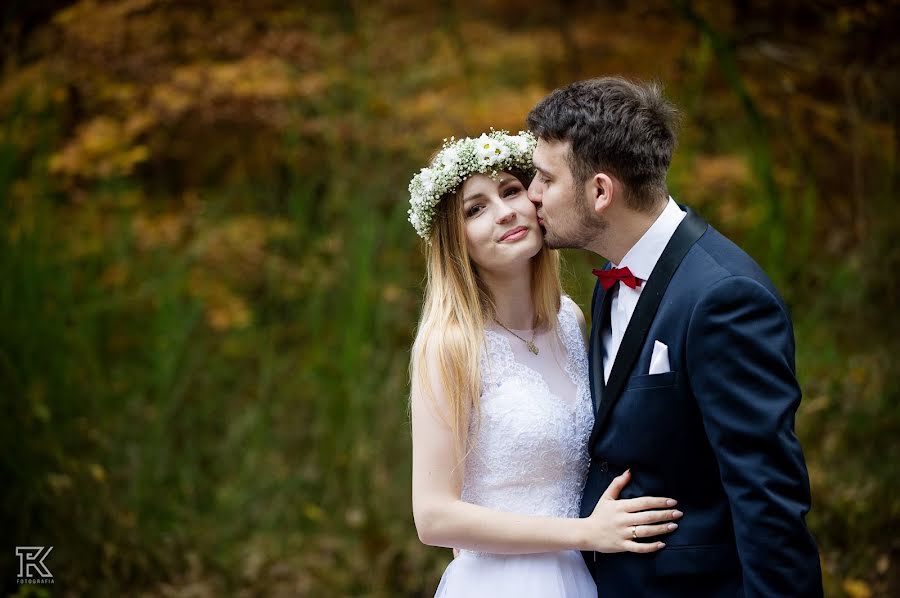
top-left (0, 77), bottom-right (433, 595)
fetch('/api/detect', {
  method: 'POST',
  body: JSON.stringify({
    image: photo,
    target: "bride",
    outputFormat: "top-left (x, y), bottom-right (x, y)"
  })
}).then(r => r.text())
top-left (408, 130), bottom-right (682, 597)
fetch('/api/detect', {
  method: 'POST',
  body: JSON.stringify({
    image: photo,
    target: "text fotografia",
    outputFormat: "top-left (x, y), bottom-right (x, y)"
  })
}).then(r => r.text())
top-left (15, 546), bottom-right (54, 585)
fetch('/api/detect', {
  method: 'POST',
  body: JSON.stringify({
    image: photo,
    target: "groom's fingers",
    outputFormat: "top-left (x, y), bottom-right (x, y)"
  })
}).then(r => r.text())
top-left (599, 469), bottom-right (631, 500)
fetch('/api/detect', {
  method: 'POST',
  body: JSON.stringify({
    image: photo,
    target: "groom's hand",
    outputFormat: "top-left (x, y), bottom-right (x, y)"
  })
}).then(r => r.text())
top-left (585, 469), bottom-right (682, 554)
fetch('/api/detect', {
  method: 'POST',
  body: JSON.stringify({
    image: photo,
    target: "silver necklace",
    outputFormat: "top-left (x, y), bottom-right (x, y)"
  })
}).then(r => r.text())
top-left (496, 322), bottom-right (539, 355)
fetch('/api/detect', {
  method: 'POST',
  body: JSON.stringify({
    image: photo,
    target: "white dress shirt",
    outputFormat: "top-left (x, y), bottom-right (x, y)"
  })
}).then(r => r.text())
top-left (602, 198), bottom-right (686, 383)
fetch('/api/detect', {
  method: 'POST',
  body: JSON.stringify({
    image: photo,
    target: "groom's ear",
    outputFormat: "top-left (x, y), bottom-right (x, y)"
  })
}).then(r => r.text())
top-left (590, 173), bottom-right (614, 215)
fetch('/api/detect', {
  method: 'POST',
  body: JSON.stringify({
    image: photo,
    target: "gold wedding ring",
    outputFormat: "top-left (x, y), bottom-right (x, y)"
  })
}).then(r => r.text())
top-left (631, 526), bottom-right (638, 540)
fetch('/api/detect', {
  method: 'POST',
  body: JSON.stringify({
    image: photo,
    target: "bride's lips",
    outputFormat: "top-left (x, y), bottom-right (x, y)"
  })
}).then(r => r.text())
top-left (499, 226), bottom-right (529, 242)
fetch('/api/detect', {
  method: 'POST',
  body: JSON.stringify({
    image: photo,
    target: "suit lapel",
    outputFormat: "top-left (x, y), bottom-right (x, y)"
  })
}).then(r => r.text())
top-left (589, 207), bottom-right (709, 447)
top-left (588, 275), bottom-right (613, 414)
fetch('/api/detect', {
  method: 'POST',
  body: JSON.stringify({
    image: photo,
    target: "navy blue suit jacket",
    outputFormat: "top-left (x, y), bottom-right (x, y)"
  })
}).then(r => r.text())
top-left (582, 207), bottom-right (822, 597)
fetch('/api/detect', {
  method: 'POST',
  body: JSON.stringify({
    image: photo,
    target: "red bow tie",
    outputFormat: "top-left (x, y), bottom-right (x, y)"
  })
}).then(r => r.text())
top-left (592, 266), bottom-right (643, 290)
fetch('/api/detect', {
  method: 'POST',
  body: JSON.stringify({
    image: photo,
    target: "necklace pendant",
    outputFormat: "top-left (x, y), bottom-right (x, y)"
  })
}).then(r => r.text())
top-left (526, 341), bottom-right (539, 355)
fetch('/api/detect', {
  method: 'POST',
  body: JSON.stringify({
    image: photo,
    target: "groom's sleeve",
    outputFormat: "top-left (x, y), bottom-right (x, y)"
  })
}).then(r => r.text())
top-left (686, 275), bottom-right (823, 598)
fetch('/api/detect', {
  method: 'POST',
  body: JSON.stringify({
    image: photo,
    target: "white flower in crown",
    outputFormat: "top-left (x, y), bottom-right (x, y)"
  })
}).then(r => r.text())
top-left (493, 141), bottom-right (511, 163)
top-left (439, 146), bottom-right (459, 169)
top-left (407, 130), bottom-right (537, 241)
top-left (505, 133), bottom-right (530, 156)
top-left (474, 134), bottom-right (503, 165)
top-left (418, 167), bottom-right (435, 196)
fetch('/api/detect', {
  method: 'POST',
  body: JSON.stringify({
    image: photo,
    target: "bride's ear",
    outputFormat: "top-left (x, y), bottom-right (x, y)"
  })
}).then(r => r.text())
top-left (590, 173), bottom-right (614, 215)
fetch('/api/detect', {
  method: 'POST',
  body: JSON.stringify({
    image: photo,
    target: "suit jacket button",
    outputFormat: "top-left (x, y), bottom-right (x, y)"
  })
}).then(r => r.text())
top-left (600, 461), bottom-right (608, 472)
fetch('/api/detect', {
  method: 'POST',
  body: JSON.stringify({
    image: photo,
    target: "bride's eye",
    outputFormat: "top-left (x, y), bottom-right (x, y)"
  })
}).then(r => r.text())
top-left (503, 186), bottom-right (523, 198)
top-left (465, 204), bottom-right (484, 218)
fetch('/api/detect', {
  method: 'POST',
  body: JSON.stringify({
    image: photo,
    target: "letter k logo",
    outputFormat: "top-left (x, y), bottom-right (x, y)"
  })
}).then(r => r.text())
top-left (16, 546), bottom-right (53, 578)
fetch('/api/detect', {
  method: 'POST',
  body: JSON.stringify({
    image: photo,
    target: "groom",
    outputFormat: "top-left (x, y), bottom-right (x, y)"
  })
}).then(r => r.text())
top-left (526, 77), bottom-right (822, 597)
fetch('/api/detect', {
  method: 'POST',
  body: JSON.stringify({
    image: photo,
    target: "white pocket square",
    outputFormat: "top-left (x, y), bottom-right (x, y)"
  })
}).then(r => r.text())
top-left (649, 340), bottom-right (670, 375)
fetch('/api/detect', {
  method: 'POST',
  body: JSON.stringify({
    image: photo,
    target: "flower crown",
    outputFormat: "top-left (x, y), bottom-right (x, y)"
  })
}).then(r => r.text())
top-left (408, 130), bottom-right (537, 241)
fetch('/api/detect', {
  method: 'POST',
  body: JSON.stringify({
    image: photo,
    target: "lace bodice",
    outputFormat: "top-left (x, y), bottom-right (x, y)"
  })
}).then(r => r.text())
top-left (460, 296), bottom-right (593, 523)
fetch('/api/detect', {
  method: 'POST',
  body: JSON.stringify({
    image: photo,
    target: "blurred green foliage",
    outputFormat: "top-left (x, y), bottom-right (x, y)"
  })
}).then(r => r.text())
top-left (1, 0), bottom-right (898, 596)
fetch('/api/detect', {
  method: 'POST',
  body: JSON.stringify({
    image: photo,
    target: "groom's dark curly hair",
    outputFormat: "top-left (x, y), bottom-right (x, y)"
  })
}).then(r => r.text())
top-left (527, 76), bottom-right (679, 213)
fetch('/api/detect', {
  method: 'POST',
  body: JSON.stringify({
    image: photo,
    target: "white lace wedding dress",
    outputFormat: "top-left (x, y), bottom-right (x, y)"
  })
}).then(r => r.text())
top-left (434, 296), bottom-right (596, 598)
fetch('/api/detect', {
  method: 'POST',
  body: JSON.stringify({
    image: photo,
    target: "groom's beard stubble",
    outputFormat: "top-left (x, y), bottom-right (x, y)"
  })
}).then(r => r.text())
top-left (543, 196), bottom-right (607, 251)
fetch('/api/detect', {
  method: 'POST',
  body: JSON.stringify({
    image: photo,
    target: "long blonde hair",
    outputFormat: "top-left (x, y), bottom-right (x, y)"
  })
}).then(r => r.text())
top-left (409, 171), bottom-right (561, 461)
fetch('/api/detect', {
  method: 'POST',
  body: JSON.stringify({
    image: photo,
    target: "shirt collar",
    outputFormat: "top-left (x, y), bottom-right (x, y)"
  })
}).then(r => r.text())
top-left (614, 197), bottom-right (686, 282)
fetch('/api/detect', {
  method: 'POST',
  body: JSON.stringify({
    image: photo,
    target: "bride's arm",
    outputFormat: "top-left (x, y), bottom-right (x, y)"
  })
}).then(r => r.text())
top-left (411, 348), bottom-right (680, 555)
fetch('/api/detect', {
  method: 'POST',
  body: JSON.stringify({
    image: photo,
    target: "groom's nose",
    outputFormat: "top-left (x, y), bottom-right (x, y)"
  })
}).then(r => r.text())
top-left (527, 179), bottom-right (542, 207)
